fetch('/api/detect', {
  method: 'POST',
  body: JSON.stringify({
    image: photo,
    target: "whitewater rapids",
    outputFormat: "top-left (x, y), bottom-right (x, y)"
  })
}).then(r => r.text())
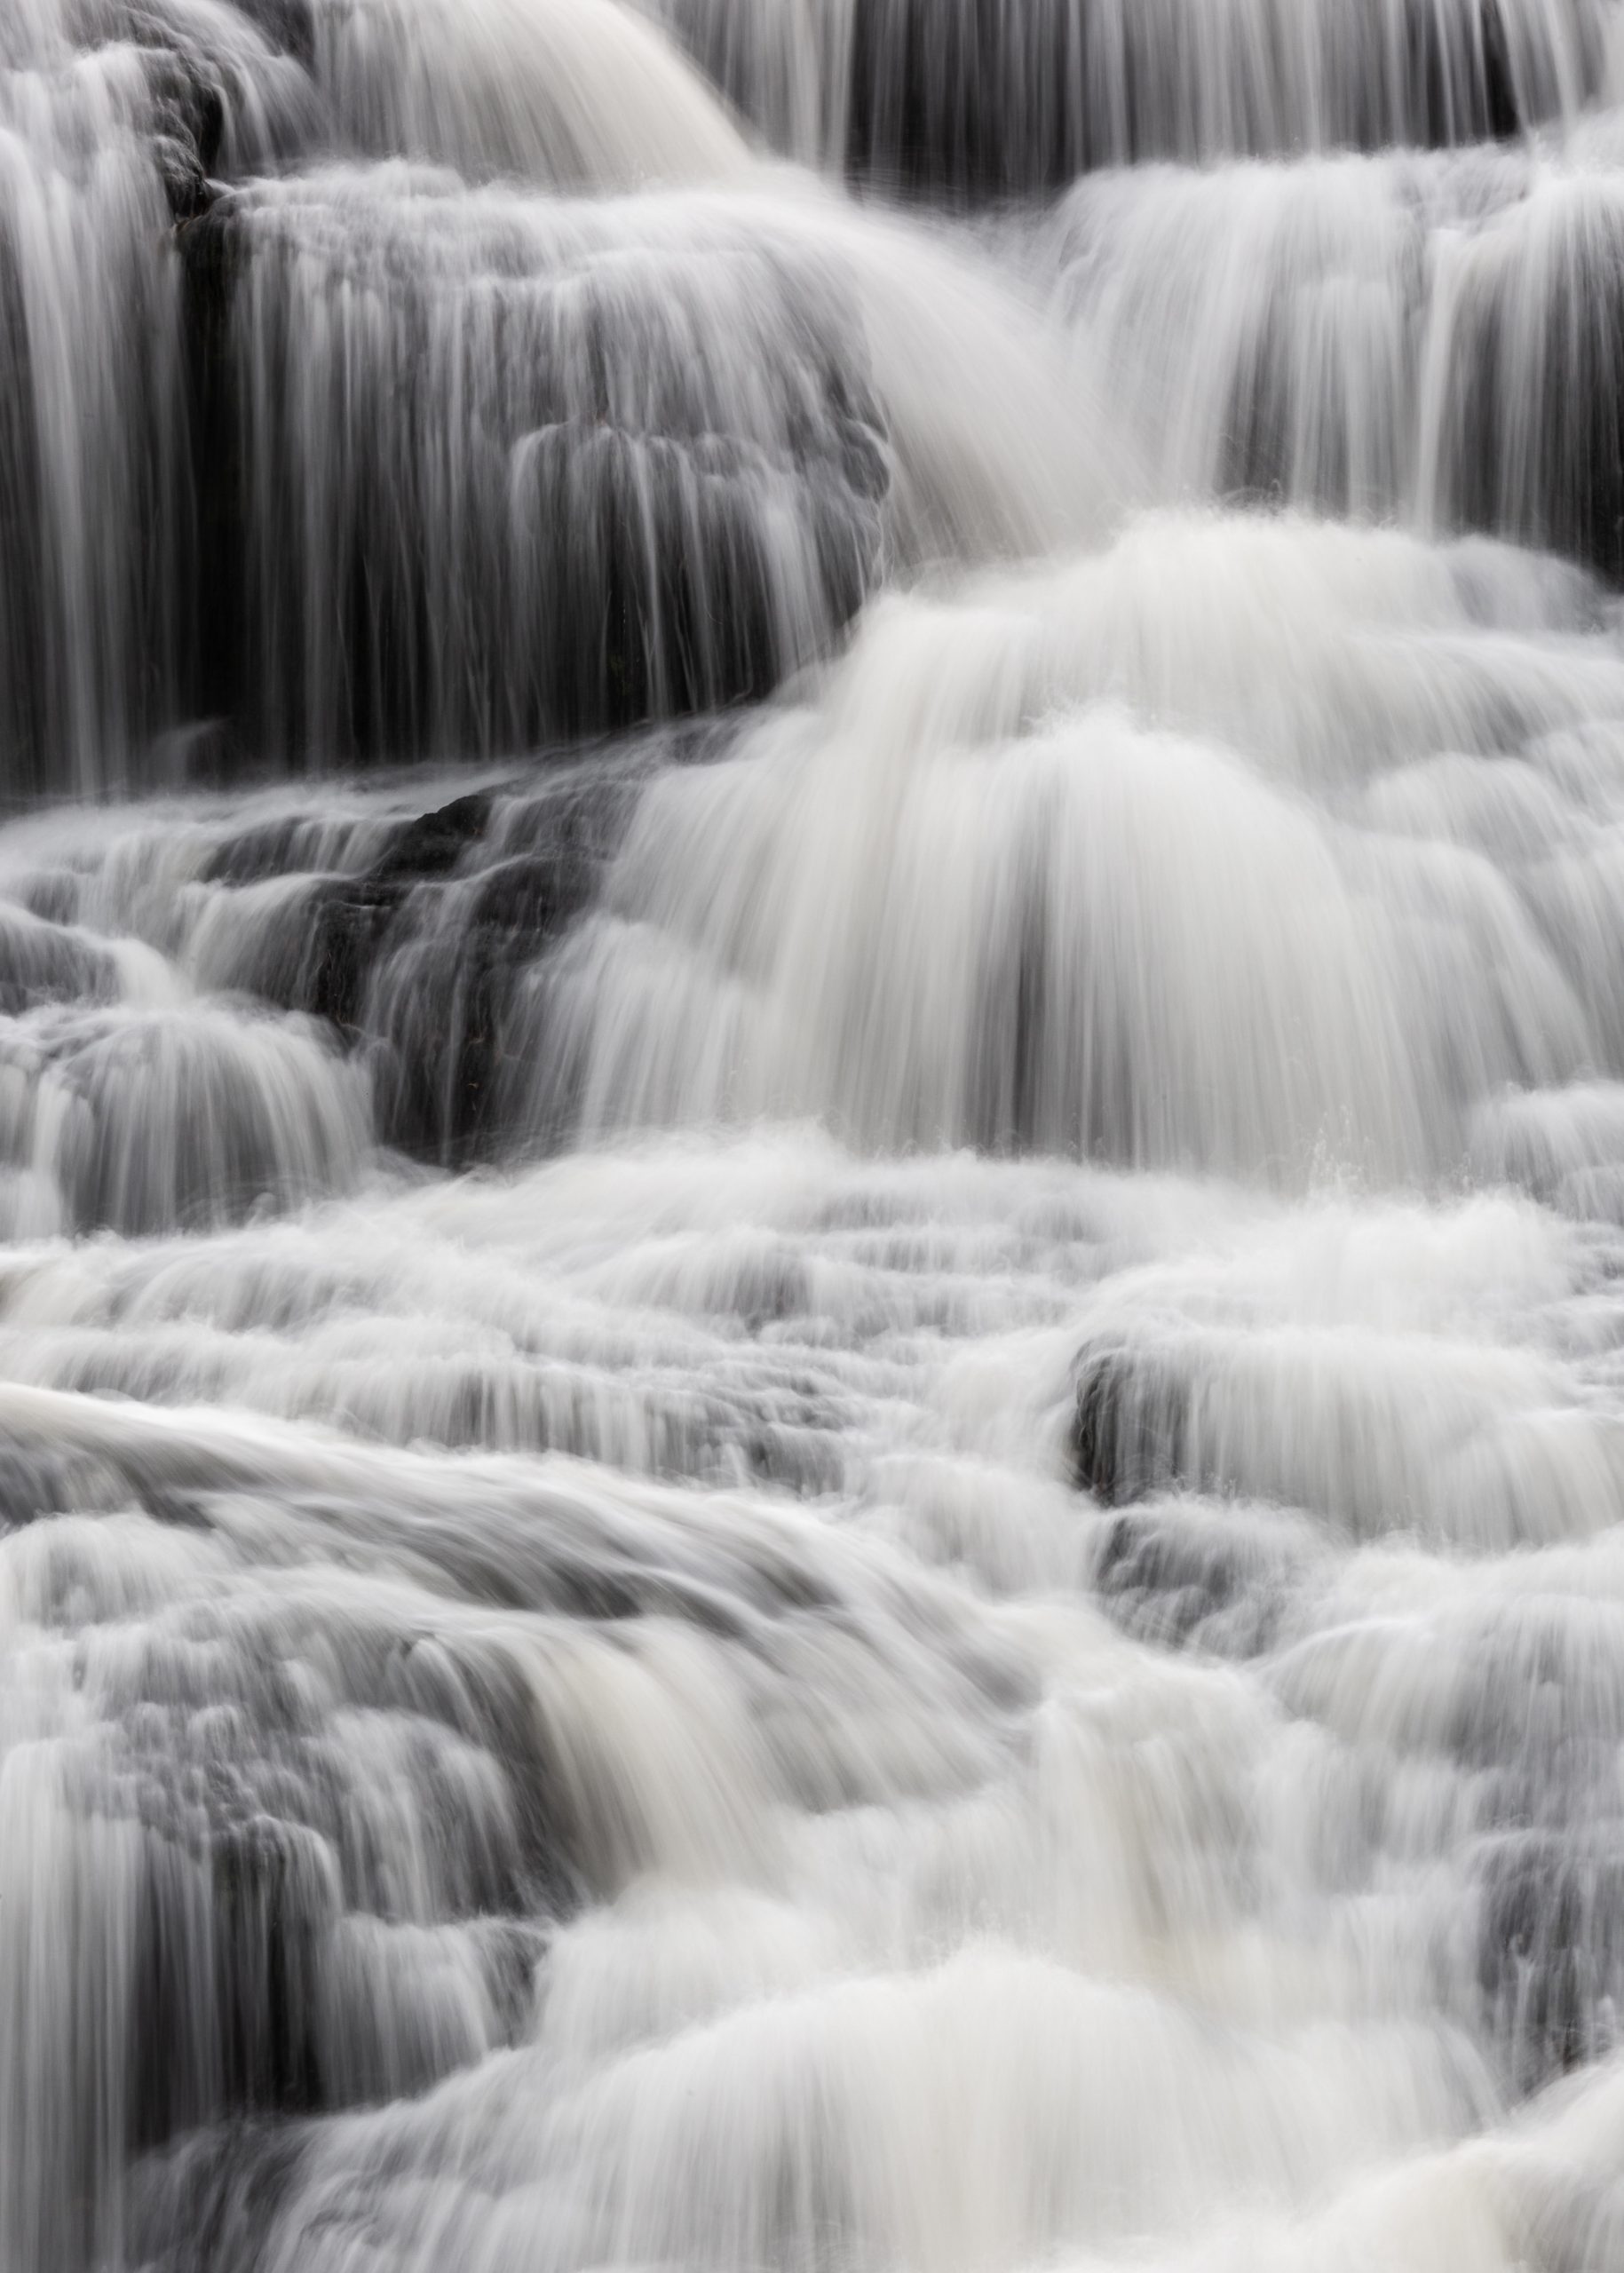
top-left (9, 0), bottom-right (1624, 2269)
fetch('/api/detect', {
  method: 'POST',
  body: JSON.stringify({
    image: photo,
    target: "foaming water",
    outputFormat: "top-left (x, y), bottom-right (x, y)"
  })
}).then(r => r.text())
top-left (11, 0), bottom-right (1624, 2265)
top-left (531, 515), bottom-right (1624, 1175)
top-left (5, 1117), bottom-right (1624, 2267)
top-left (306, 0), bottom-right (752, 187)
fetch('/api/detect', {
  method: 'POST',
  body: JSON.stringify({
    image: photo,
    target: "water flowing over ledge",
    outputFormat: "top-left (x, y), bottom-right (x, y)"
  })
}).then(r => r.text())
top-left (10, 0), bottom-right (1624, 2270)
top-left (651, 0), bottom-right (1612, 184)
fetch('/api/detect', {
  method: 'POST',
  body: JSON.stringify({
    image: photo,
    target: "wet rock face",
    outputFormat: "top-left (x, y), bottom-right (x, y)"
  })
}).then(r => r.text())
top-left (4, 0), bottom-right (1624, 804)
top-left (1073, 1347), bottom-right (1191, 1505)
top-left (1073, 1325), bottom-right (1624, 2106)
top-left (1089, 1504), bottom-right (1299, 1656)
top-left (188, 758), bottom-right (671, 1166)
top-left (200, 794), bottom-right (501, 1035)
top-left (174, 188), bottom-right (891, 772)
top-left (1473, 1832), bottom-right (1624, 2092)
top-left (1, 1463), bottom-right (576, 2269)
top-left (1435, 193), bottom-right (1624, 586)
top-left (227, 0), bottom-right (316, 63)
top-left (670, 0), bottom-right (1606, 195)
top-left (0, 742), bottom-right (723, 1236)
top-left (8, 0), bottom-right (898, 799)
top-left (146, 56), bottom-right (227, 217)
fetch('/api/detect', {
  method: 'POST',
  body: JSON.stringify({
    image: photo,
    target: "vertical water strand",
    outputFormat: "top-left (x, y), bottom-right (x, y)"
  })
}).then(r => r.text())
top-left (647, 0), bottom-right (1611, 187)
top-left (0, 28), bottom-right (178, 793)
top-left (0, 0), bottom-right (307, 796)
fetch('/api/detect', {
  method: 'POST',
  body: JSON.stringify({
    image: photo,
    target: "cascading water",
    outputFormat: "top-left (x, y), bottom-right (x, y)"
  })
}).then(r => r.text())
top-left (646, 0), bottom-right (1613, 183)
top-left (11, 0), bottom-right (1624, 2268)
top-left (1032, 128), bottom-right (1624, 571)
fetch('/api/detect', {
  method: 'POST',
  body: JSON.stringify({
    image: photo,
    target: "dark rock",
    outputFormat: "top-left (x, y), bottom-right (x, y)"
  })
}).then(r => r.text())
top-left (1437, 193), bottom-right (1624, 585)
top-left (228, 0), bottom-right (316, 67)
top-left (1091, 1505), bottom-right (1294, 1655)
top-left (317, 887), bottom-right (400, 1028)
top-left (129, 2119), bottom-right (304, 2273)
top-left (153, 134), bottom-right (215, 224)
top-left (368, 792), bottom-right (495, 885)
top-left (177, 191), bottom-right (890, 768)
top-left (1073, 1347), bottom-right (1189, 1504)
top-left (145, 54), bottom-right (226, 220)
top-left (1475, 1830), bottom-right (1624, 2093)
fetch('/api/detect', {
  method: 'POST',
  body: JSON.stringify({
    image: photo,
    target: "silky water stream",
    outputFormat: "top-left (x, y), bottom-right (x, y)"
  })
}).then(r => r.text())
top-left (6, 0), bottom-right (1624, 2268)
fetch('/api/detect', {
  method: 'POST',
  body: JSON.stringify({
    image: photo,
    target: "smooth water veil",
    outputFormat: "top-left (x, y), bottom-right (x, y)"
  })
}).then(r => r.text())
top-left (7, 1), bottom-right (1624, 2269)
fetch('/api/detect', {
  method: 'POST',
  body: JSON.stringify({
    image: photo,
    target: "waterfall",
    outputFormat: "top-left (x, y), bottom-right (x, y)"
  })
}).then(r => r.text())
top-left (9, 0), bottom-right (1624, 2269)
top-left (647, 0), bottom-right (1612, 181)
top-left (1036, 132), bottom-right (1624, 574)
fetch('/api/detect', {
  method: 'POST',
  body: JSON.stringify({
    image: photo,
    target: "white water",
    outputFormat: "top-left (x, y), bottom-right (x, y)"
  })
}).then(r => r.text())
top-left (307, 0), bottom-right (753, 187)
top-left (1036, 129), bottom-right (1624, 572)
top-left (215, 169), bottom-right (1118, 763)
top-left (10, 0), bottom-right (1624, 2269)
